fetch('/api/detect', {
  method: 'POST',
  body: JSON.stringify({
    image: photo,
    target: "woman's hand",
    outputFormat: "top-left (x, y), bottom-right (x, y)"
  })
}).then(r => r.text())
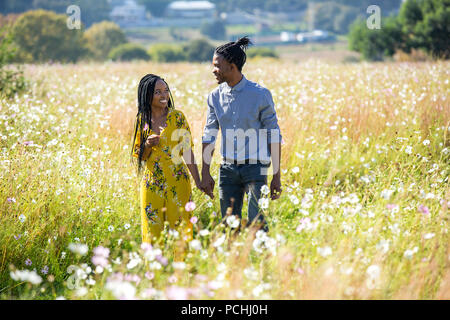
top-left (145, 134), bottom-right (160, 148)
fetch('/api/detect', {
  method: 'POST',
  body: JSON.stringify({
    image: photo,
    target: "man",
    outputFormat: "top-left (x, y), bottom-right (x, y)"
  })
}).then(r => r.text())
top-left (200, 36), bottom-right (282, 231)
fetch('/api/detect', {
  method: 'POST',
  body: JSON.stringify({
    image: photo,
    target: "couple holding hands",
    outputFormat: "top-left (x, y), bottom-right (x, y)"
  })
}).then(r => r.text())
top-left (131, 37), bottom-right (283, 244)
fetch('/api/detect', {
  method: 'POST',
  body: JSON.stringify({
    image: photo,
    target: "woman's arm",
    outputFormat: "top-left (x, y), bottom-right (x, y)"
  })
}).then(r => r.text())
top-left (142, 134), bottom-right (160, 161)
top-left (183, 148), bottom-right (201, 189)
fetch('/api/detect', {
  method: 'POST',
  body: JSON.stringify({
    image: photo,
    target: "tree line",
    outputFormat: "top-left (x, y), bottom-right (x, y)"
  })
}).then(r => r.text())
top-left (349, 0), bottom-right (449, 61)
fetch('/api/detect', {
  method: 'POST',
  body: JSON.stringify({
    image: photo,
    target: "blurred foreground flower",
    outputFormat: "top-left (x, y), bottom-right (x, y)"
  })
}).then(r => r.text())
top-left (68, 243), bottom-right (88, 256)
top-left (10, 269), bottom-right (42, 285)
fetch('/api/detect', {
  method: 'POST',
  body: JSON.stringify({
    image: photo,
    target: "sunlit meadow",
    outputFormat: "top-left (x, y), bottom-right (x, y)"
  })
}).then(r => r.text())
top-left (1, 59), bottom-right (449, 300)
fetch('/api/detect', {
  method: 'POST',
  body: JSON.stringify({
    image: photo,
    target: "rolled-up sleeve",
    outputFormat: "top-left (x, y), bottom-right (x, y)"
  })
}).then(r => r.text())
top-left (260, 89), bottom-right (282, 144)
top-left (202, 94), bottom-right (219, 144)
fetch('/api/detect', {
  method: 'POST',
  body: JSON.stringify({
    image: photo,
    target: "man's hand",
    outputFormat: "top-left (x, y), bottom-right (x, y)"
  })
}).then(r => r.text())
top-left (200, 172), bottom-right (215, 199)
top-left (270, 176), bottom-right (282, 200)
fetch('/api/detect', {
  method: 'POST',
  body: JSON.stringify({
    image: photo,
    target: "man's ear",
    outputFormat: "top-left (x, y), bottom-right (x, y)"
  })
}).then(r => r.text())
top-left (230, 62), bottom-right (238, 72)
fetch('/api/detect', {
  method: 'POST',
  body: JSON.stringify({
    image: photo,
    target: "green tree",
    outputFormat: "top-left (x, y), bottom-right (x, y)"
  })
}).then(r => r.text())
top-left (108, 43), bottom-right (150, 61)
top-left (84, 21), bottom-right (127, 61)
top-left (348, 17), bottom-right (402, 61)
top-left (200, 19), bottom-right (226, 40)
top-left (32, 0), bottom-right (111, 27)
top-left (148, 43), bottom-right (186, 62)
top-left (247, 47), bottom-right (278, 59)
top-left (183, 39), bottom-right (215, 62)
top-left (11, 9), bottom-right (86, 63)
top-left (0, 26), bottom-right (26, 98)
top-left (399, 0), bottom-right (450, 59)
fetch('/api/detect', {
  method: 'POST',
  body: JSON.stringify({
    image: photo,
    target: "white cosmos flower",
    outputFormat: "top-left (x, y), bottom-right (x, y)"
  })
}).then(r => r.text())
top-left (317, 246), bottom-right (332, 257)
top-left (105, 280), bottom-right (136, 300)
top-left (68, 243), bottom-right (88, 256)
top-left (226, 215), bottom-right (240, 229)
top-left (424, 233), bottom-right (435, 239)
top-left (260, 185), bottom-right (270, 196)
top-left (366, 265), bottom-right (381, 279)
top-left (289, 195), bottom-right (299, 205)
top-left (258, 198), bottom-right (269, 210)
top-left (189, 239), bottom-right (202, 251)
top-left (10, 269), bottom-right (42, 285)
top-left (199, 229), bottom-right (210, 237)
top-left (213, 234), bottom-right (226, 247)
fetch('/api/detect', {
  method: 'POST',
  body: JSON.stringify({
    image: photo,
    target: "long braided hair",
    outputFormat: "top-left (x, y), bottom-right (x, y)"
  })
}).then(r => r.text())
top-left (214, 36), bottom-right (252, 71)
top-left (131, 74), bottom-right (174, 173)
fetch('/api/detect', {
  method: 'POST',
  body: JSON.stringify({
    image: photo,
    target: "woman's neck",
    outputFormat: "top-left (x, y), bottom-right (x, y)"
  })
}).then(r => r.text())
top-left (152, 106), bottom-right (168, 119)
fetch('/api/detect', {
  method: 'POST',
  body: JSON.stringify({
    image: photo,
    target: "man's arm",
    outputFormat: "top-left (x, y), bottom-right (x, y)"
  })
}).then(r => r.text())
top-left (269, 141), bottom-right (282, 200)
top-left (201, 143), bottom-right (216, 198)
top-left (201, 94), bottom-right (219, 198)
top-left (260, 89), bottom-right (282, 200)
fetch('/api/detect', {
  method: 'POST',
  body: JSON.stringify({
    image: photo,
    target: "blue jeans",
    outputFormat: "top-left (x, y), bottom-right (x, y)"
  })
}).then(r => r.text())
top-left (218, 161), bottom-right (269, 228)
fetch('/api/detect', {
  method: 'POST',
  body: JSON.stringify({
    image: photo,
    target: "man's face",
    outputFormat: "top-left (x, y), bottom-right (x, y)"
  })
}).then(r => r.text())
top-left (212, 54), bottom-right (232, 84)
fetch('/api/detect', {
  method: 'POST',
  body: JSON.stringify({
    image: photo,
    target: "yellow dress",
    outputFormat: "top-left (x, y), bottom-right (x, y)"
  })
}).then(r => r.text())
top-left (133, 109), bottom-right (194, 244)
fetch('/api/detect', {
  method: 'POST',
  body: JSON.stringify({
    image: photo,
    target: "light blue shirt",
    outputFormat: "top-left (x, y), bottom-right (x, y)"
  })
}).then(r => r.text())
top-left (202, 75), bottom-right (282, 164)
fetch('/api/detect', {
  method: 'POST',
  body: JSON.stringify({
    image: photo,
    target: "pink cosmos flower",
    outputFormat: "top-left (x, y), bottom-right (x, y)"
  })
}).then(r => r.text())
top-left (185, 201), bottom-right (196, 212)
top-left (190, 216), bottom-right (198, 224)
top-left (418, 204), bottom-right (430, 215)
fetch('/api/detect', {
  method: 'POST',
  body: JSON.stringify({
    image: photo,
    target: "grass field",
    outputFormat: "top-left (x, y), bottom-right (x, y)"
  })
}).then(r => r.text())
top-left (0, 59), bottom-right (449, 300)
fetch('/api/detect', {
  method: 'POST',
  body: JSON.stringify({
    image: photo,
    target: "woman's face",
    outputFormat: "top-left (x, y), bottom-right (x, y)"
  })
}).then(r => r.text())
top-left (152, 79), bottom-right (169, 110)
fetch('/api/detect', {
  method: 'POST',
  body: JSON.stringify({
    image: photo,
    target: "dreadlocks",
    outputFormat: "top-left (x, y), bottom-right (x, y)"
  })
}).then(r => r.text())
top-left (131, 74), bottom-right (174, 173)
top-left (214, 36), bottom-right (252, 72)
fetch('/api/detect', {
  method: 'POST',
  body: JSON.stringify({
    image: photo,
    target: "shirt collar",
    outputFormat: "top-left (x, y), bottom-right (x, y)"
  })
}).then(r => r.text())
top-left (223, 75), bottom-right (247, 93)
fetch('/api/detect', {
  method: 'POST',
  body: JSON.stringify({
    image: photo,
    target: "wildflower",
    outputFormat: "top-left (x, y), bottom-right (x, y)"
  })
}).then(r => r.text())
top-left (145, 272), bottom-right (154, 280)
top-left (376, 239), bottom-right (390, 254)
top-left (190, 216), bottom-right (198, 224)
top-left (7, 197), bottom-right (16, 203)
top-left (166, 286), bottom-right (188, 300)
top-left (213, 234), bottom-right (226, 247)
top-left (108, 225), bottom-right (114, 232)
top-left (189, 239), bottom-right (202, 251)
top-left (424, 233), bottom-right (435, 240)
top-left (386, 204), bottom-right (399, 212)
top-left (199, 229), bottom-right (210, 237)
top-left (260, 185), bottom-right (270, 196)
top-left (418, 204), bottom-right (430, 215)
top-left (296, 217), bottom-right (312, 233)
top-left (289, 195), bottom-right (299, 205)
top-left (291, 167), bottom-right (300, 174)
top-left (18, 214), bottom-right (26, 223)
top-left (317, 246), bottom-right (332, 257)
top-left (172, 262), bottom-right (186, 270)
top-left (10, 269), bottom-right (42, 285)
top-left (185, 201), bottom-right (196, 212)
top-left (258, 198), bottom-right (269, 209)
top-left (25, 258), bottom-right (32, 266)
top-left (403, 247), bottom-right (418, 260)
top-left (380, 189), bottom-right (394, 200)
top-left (105, 280), bottom-right (136, 300)
top-left (366, 265), bottom-right (381, 279)
top-left (124, 223), bottom-right (131, 230)
top-left (423, 139), bottom-right (430, 146)
top-left (41, 266), bottom-right (49, 275)
top-left (226, 215), bottom-right (240, 229)
top-left (126, 253), bottom-right (142, 270)
top-left (68, 243), bottom-right (88, 256)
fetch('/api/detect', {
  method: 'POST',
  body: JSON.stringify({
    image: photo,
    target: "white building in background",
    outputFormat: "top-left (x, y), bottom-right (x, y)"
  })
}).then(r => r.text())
top-left (110, 0), bottom-right (149, 27)
top-left (166, 1), bottom-right (216, 18)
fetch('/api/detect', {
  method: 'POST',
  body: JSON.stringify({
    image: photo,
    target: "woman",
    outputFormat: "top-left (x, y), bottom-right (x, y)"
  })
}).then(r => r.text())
top-left (131, 74), bottom-right (202, 245)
